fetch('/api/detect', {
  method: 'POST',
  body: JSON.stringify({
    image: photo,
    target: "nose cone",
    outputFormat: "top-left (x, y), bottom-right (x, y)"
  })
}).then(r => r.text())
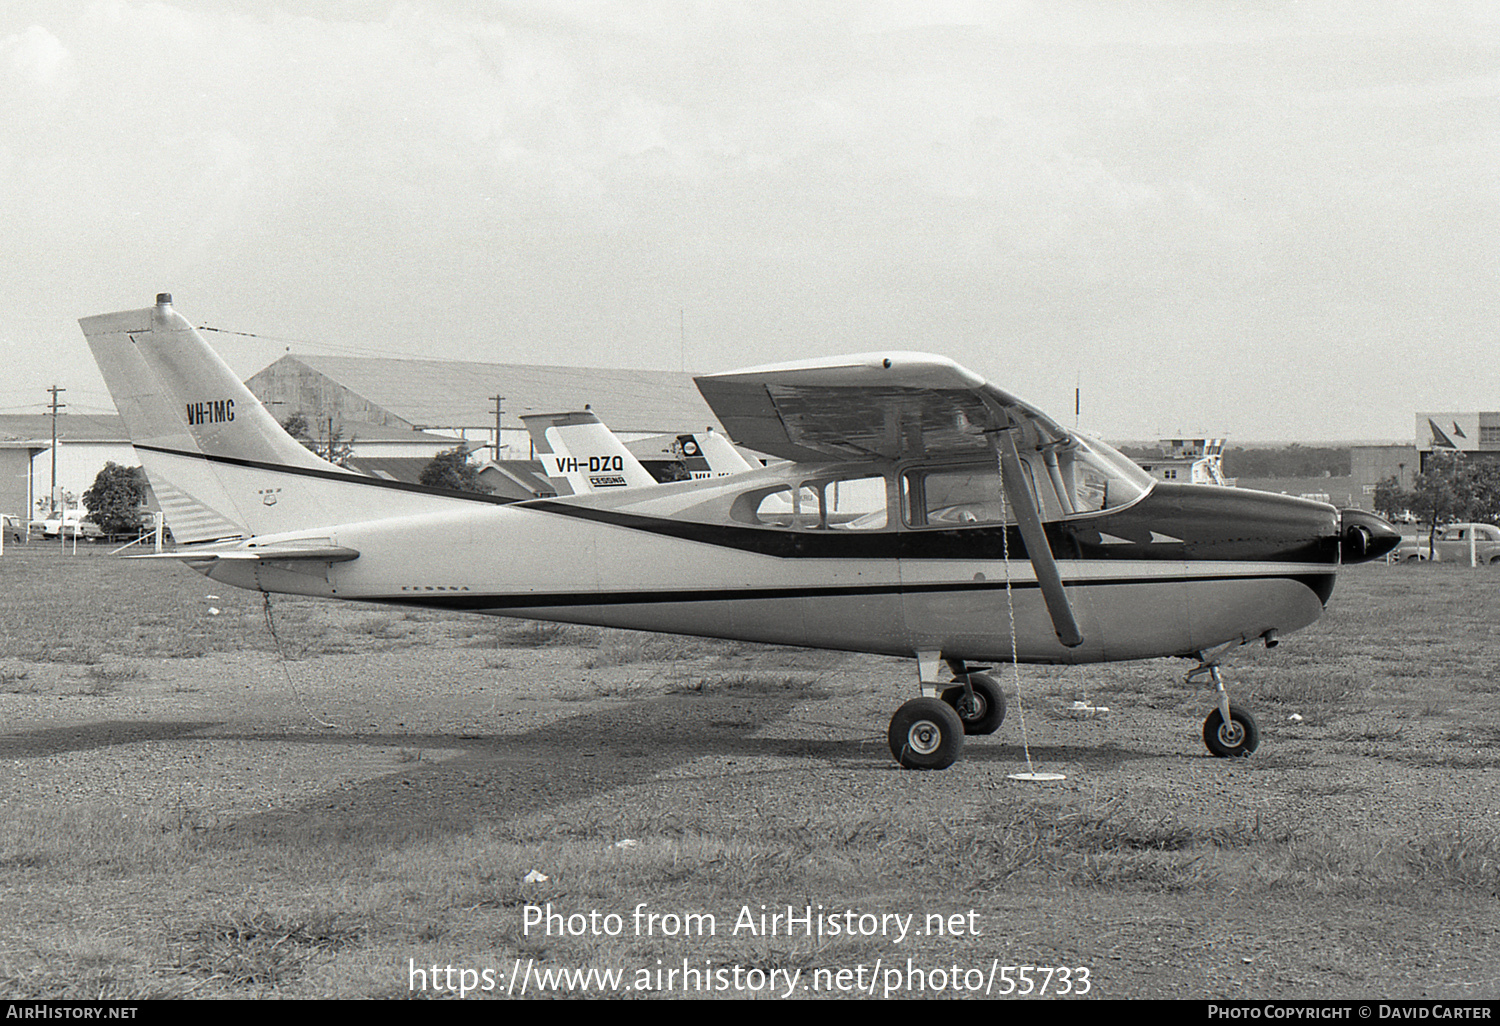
top-left (1339, 508), bottom-right (1400, 563)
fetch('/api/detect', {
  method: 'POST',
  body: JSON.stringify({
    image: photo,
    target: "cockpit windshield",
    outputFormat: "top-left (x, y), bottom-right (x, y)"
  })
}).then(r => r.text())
top-left (1053, 433), bottom-right (1154, 516)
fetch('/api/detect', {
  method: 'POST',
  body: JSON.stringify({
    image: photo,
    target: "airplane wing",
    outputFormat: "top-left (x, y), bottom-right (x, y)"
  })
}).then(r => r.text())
top-left (696, 352), bottom-right (1083, 647)
top-left (693, 352), bottom-right (1071, 464)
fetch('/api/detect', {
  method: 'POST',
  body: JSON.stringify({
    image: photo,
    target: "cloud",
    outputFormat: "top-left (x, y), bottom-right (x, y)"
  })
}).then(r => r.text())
top-left (2, 24), bottom-right (75, 113)
top-left (2, 2), bottom-right (1498, 440)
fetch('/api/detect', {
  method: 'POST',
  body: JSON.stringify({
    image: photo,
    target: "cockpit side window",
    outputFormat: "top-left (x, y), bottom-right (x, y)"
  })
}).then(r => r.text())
top-left (903, 464), bottom-right (1023, 527)
top-left (899, 441), bottom-right (1147, 528)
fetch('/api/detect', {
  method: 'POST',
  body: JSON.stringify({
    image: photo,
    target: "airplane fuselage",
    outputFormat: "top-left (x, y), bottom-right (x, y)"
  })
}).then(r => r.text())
top-left (198, 463), bottom-right (1339, 666)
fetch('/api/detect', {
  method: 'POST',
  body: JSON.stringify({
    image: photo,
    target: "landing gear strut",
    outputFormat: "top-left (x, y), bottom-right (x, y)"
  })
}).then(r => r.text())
top-left (1187, 647), bottom-right (1261, 758)
top-left (888, 656), bottom-right (1011, 768)
top-left (941, 671), bottom-right (1006, 735)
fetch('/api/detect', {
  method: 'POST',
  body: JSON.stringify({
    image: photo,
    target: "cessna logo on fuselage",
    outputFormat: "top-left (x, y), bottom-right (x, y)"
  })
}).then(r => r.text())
top-left (186, 399), bottom-right (235, 426)
top-left (552, 455), bottom-right (624, 475)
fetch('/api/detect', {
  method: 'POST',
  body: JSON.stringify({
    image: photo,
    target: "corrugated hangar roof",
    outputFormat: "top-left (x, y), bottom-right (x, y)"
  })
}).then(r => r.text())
top-left (0, 413), bottom-right (452, 446)
top-left (0, 414), bottom-right (129, 443)
top-left (260, 354), bottom-right (722, 434)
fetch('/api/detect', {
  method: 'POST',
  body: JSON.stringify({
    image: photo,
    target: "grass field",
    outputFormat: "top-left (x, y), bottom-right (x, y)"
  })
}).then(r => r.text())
top-left (1, 543), bottom-right (1498, 999)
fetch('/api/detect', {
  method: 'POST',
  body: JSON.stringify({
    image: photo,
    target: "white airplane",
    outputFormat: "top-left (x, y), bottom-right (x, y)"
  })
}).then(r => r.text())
top-left (522, 411), bottom-right (755, 495)
top-left (670, 427), bottom-right (757, 478)
top-left (79, 295), bottom-right (1399, 769)
top-left (521, 410), bottom-right (661, 494)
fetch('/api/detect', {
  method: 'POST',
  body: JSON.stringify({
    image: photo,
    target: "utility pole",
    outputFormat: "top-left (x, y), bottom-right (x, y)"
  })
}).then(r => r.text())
top-left (46, 385), bottom-right (65, 514)
top-left (490, 395), bottom-right (504, 461)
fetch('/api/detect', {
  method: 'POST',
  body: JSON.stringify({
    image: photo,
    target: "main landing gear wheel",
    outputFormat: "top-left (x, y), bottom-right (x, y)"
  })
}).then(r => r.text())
top-left (941, 672), bottom-right (1006, 736)
top-left (888, 698), bottom-right (964, 770)
top-left (1203, 705), bottom-right (1260, 758)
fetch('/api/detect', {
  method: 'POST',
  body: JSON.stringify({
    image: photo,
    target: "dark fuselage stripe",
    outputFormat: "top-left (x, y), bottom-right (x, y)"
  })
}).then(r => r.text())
top-left (145, 444), bottom-right (1342, 567)
top-left (363, 571), bottom-right (1337, 611)
top-left (523, 497), bottom-right (1342, 566)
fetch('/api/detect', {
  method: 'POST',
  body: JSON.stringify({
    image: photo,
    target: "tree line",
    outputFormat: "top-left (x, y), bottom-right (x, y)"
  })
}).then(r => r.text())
top-left (281, 414), bottom-right (491, 493)
top-left (1116, 444), bottom-right (1351, 479)
top-left (1373, 451), bottom-right (1500, 537)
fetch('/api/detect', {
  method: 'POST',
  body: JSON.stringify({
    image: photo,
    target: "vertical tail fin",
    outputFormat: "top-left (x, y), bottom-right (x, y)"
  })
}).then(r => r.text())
top-left (521, 411), bottom-right (659, 495)
top-left (80, 294), bottom-right (486, 542)
top-left (681, 428), bottom-right (755, 476)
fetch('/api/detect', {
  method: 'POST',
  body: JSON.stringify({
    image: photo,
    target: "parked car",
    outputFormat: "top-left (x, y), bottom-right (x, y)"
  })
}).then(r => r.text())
top-left (2, 514), bottom-right (24, 543)
top-left (37, 511), bottom-right (102, 540)
top-left (1394, 534), bottom-right (1432, 561)
top-left (1431, 523), bottom-right (1500, 564)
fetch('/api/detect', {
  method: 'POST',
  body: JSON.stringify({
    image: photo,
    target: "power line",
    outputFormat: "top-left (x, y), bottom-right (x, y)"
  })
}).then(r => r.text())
top-left (196, 324), bottom-right (434, 362)
top-left (46, 385), bottom-right (65, 513)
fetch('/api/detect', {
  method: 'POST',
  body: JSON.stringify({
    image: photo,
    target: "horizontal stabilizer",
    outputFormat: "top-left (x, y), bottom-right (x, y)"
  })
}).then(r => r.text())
top-left (132, 545), bottom-right (360, 563)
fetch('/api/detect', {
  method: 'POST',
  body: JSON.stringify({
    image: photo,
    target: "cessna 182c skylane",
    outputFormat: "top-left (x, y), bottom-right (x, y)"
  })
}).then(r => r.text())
top-left (80, 295), bottom-right (1399, 770)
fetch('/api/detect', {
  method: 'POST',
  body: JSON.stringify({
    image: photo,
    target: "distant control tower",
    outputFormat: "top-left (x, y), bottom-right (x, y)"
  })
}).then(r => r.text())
top-left (1134, 438), bottom-right (1232, 486)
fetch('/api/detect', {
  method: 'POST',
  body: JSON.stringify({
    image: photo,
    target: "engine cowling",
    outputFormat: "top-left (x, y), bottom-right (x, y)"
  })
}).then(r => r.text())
top-left (1339, 509), bottom-right (1400, 563)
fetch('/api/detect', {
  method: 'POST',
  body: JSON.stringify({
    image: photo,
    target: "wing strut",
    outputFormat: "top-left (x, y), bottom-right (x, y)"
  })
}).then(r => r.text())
top-left (998, 430), bottom-right (1084, 648)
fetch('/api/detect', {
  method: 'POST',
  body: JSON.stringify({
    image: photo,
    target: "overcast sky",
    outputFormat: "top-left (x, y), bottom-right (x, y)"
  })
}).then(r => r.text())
top-left (2, 1), bottom-right (1496, 442)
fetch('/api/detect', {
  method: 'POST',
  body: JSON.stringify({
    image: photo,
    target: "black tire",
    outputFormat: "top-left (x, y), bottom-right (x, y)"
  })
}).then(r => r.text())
top-left (888, 698), bottom-right (965, 770)
top-left (1203, 705), bottom-right (1259, 757)
top-left (942, 672), bottom-right (1006, 735)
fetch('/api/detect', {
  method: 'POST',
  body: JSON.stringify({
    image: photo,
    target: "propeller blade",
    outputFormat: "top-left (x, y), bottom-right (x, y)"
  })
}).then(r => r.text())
top-left (999, 431), bottom-right (1084, 648)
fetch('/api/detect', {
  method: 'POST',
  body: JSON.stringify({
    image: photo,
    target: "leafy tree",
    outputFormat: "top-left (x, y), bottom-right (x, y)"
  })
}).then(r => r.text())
top-left (281, 413), bottom-right (355, 467)
top-left (1462, 459), bottom-right (1500, 525)
top-left (420, 446), bottom-right (493, 494)
top-left (281, 413), bottom-right (312, 442)
top-left (1372, 476), bottom-right (1410, 522)
top-left (1387, 452), bottom-right (1500, 548)
top-left (82, 463), bottom-right (147, 535)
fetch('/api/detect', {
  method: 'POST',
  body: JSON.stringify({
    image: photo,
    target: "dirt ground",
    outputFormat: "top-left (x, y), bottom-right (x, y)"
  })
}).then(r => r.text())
top-left (3, 595), bottom-right (1499, 1000)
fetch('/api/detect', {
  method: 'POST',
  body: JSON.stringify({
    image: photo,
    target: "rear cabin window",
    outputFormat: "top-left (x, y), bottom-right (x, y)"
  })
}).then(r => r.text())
top-left (734, 475), bottom-right (888, 530)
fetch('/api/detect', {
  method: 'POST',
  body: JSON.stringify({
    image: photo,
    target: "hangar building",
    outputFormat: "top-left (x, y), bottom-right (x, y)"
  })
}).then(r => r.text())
top-left (2, 355), bottom-right (721, 532)
top-left (0, 414), bottom-right (136, 527)
top-left (1347, 414), bottom-right (1500, 513)
top-left (1414, 413), bottom-right (1500, 471)
top-left (244, 354), bottom-right (722, 463)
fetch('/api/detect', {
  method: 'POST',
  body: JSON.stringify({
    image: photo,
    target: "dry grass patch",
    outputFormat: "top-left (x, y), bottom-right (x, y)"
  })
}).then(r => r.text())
top-left (172, 910), bottom-right (365, 990)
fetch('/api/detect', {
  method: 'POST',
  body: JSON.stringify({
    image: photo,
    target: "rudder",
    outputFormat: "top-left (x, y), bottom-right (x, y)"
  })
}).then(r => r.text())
top-left (80, 294), bottom-right (485, 543)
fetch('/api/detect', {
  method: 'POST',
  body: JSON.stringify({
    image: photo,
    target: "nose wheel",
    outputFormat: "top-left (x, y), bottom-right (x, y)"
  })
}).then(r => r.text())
top-left (1187, 650), bottom-right (1261, 758)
